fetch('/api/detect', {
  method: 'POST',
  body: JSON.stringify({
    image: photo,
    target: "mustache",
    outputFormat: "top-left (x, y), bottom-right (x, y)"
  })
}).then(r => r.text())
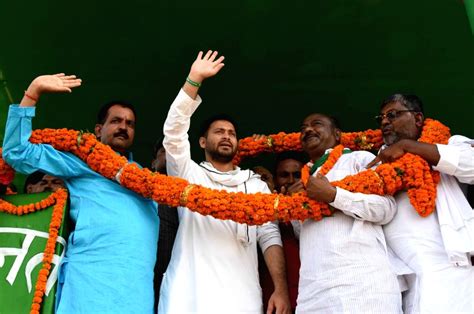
top-left (382, 126), bottom-right (393, 133)
top-left (114, 131), bottom-right (129, 139)
top-left (218, 140), bottom-right (233, 146)
top-left (302, 132), bottom-right (317, 141)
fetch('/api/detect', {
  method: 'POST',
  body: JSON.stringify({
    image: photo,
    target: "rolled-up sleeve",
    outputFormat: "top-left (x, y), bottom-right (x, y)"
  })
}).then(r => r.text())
top-left (256, 184), bottom-right (283, 252)
top-left (433, 135), bottom-right (474, 184)
top-left (257, 221), bottom-right (283, 253)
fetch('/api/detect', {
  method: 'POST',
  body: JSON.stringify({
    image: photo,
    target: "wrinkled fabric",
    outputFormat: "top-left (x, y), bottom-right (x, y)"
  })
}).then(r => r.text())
top-left (159, 89), bottom-right (282, 314)
top-left (385, 135), bottom-right (474, 313)
top-left (297, 150), bottom-right (401, 313)
top-left (3, 105), bottom-right (159, 314)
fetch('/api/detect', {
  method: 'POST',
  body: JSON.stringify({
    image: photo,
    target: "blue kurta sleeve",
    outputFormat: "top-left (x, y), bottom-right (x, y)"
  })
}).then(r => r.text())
top-left (3, 104), bottom-right (87, 178)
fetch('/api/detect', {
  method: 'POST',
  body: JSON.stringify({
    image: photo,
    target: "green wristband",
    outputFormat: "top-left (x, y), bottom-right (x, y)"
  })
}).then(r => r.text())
top-left (186, 77), bottom-right (202, 88)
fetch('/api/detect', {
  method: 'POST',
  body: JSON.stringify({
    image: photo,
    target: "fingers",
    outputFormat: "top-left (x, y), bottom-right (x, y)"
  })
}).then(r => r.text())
top-left (252, 134), bottom-right (266, 140)
top-left (214, 55), bottom-right (225, 65)
top-left (54, 74), bottom-right (81, 86)
top-left (64, 82), bottom-right (82, 89)
top-left (366, 156), bottom-right (380, 169)
top-left (215, 63), bottom-right (225, 72)
top-left (316, 172), bottom-right (328, 182)
top-left (208, 50), bottom-right (218, 62)
top-left (287, 181), bottom-right (305, 195)
top-left (203, 50), bottom-right (213, 60)
top-left (276, 304), bottom-right (286, 314)
top-left (266, 300), bottom-right (275, 314)
top-left (63, 78), bottom-right (82, 88)
top-left (200, 50), bottom-right (225, 63)
top-left (63, 79), bottom-right (81, 85)
top-left (196, 51), bottom-right (203, 60)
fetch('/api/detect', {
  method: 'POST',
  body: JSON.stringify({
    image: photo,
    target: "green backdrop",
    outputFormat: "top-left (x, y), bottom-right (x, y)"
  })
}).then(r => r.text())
top-left (1, 0), bottom-right (473, 173)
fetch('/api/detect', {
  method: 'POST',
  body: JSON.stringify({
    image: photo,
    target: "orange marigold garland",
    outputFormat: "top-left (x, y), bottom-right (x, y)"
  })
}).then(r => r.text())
top-left (232, 120), bottom-right (443, 165)
top-left (232, 132), bottom-right (302, 165)
top-left (340, 129), bottom-right (383, 151)
top-left (319, 144), bottom-right (345, 176)
top-left (27, 128), bottom-right (331, 223)
top-left (331, 153), bottom-right (436, 216)
top-left (22, 117), bottom-right (449, 222)
top-left (0, 188), bottom-right (68, 314)
top-left (0, 148), bottom-right (15, 186)
top-left (297, 119), bottom-right (450, 217)
top-left (232, 129), bottom-right (383, 164)
top-left (0, 118), bottom-right (450, 228)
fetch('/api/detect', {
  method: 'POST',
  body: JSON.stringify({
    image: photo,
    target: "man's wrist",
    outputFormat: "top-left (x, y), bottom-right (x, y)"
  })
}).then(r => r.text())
top-left (274, 282), bottom-right (289, 296)
top-left (400, 139), bottom-right (417, 153)
top-left (187, 73), bottom-right (204, 84)
top-left (186, 77), bottom-right (202, 88)
top-left (25, 83), bottom-right (41, 100)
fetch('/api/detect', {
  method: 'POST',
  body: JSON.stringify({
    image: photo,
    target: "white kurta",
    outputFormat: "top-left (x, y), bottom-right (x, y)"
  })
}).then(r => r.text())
top-left (384, 135), bottom-right (474, 313)
top-left (297, 150), bottom-right (402, 313)
top-left (159, 89), bottom-right (282, 314)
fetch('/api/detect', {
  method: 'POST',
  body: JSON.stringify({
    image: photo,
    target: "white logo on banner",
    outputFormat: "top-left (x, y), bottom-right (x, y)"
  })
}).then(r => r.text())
top-left (0, 227), bottom-right (66, 295)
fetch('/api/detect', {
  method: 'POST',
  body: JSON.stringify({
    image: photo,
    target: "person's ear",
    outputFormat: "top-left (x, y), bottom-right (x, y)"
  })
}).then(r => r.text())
top-left (414, 112), bottom-right (424, 129)
top-left (94, 124), bottom-right (103, 138)
top-left (334, 128), bottom-right (341, 142)
top-left (199, 136), bottom-right (206, 149)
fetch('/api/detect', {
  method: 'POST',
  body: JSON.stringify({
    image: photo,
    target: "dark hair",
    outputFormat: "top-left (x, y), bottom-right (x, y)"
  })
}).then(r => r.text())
top-left (326, 114), bottom-right (341, 130)
top-left (23, 171), bottom-right (47, 193)
top-left (96, 101), bottom-right (137, 124)
top-left (199, 113), bottom-right (238, 137)
top-left (380, 94), bottom-right (424, 113)
top-left (274, 151), bottom-right (309, 173)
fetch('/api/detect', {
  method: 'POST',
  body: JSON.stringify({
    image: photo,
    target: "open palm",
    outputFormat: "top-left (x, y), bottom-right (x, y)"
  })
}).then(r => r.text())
top-left (189, 50), bottom-right (225, 81)
top-left (31, 73), bottom-right (82, 96)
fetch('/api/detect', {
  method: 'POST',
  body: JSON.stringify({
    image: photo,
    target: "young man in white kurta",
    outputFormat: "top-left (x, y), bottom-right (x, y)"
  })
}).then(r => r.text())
top-left (372, 94), bottom-right (474, 313)
top-left (296, 113), bottom-right (402, 313)
top-left (159, 51), bottom-right (289, 314)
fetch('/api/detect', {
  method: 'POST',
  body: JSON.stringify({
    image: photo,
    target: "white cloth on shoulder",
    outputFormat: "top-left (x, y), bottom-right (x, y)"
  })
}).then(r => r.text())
top-left (199, 161), bottom-right (259, 246)
top-left (433, 135), bottom-right (474, 266)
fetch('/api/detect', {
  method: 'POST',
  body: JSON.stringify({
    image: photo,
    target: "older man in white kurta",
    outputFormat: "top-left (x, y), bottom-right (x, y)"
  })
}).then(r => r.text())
top-left (296, 113), bottom-right (402, 313)
top-left (384, 135), bottom-right (474, 313)
top-left (373, 94), bottom-right (474, 313)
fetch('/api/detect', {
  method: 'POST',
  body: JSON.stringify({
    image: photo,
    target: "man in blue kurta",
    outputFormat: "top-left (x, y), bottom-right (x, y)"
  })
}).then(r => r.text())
top-left (2, 73), bottom-right (159, 313)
